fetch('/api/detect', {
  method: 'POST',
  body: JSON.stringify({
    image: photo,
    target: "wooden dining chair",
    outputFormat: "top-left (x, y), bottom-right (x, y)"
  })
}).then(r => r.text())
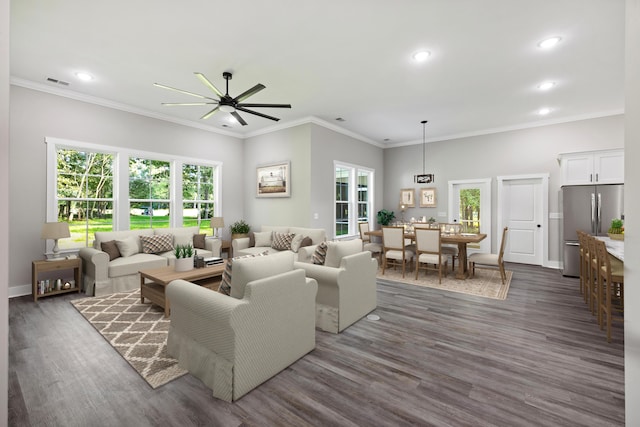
top-left (595, 238), bottom-right (624, 342)
top-left (577, 230), bottom-right (588, 299)
top-left (468, 227), bottom-right (509, 284)
top-left (415, 222), bottom-right (458, 271)
top-left (381, 226), bottom-right (414, 278)
top-left (414, 228), bottom-right (448, 283)
top-left (359, 222), bottom-right (382, 261)
top-left (586, 234), bottom-right (600, 315)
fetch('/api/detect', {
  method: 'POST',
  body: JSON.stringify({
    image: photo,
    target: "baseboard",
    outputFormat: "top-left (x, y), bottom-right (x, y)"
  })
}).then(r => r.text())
top-left (9, 284), bottom-right (32, 298)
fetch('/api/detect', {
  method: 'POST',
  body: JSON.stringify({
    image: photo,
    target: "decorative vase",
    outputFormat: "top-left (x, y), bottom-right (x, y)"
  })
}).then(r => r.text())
top-left (175, 256), bottom-right (194, 272)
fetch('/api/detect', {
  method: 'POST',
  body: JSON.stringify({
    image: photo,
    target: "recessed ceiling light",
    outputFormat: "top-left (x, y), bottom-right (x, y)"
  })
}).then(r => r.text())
top-left (537, 37), bottom-right (561, 49)
top-left (75, 72), bottom-right (94, 81)
top-left (537, 81), bottom-right (556, 91)
top-left (538, 107), bottom-right (552, 116)
top-left (412, 50), bottom-right (431, 62)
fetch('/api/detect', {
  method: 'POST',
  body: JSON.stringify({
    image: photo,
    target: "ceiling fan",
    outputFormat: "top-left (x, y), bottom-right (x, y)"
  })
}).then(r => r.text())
top-left (153, 71), bottom-right (291, 126)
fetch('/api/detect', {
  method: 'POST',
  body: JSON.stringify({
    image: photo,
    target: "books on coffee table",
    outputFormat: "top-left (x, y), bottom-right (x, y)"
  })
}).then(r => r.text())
top-left (204, 257), bottom-right (224, 266)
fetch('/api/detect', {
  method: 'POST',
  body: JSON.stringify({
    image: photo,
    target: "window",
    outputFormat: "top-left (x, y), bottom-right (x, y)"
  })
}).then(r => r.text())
top-left (334, 162), bottom-right (374, 237)
top-left (182, 163), bottom-right (217, 233)
top-left (129, 157), bottom-right (171, 229)
top-left (55, 148), bottom-right (115, 249)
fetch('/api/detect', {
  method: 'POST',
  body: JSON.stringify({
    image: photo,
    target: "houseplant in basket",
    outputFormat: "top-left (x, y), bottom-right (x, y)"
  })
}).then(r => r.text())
top-left (230, 220), bottom-right (250, 240)
top-left (608, 218), bottom-right (624, 240)
top-left (174, 244), bottom-right (194, 272)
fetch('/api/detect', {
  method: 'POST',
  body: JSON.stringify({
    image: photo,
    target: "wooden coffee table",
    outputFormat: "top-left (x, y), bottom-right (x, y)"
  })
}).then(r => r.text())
top-left (139, 262), bottom-right (226, 317)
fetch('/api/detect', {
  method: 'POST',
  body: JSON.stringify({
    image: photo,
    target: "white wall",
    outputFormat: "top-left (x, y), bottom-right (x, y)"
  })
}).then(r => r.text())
top-left (625, 0), bottom-right (639, 424)
top-left (1, 0), bottom-right (9, 421)
top-left (8, 86), bottom-right (245, 293)
top-left (243, 123), bottom-right (384, 236)
top-left (384, 115), bottom-right (624, 261)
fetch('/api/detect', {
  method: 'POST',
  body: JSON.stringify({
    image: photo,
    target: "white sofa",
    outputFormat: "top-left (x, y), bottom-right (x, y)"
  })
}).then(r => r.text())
top-left (79, 226), bottom-right (221, 297)
top-left (295, 239), bottom-right (378, 333)
top-left (232, 225), bottom-right (326, 262)
top-left (166, 251), bottom-right (318, 402)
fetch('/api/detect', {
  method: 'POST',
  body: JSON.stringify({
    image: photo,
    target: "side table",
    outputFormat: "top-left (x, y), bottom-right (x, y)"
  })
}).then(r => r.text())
top-left (221, 239), bottom-right (232, 258)
top-left (32, 258), bottom-right (82, 302)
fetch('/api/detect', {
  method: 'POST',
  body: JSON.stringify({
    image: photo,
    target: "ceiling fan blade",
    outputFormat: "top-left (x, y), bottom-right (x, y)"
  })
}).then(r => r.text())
top-left (153, 83), bottom-right (216, 101)
top-left (194, 72), bottom-right (224, 98)
top-left (236, 106), bottom-right (281, 122)
top-left (231, 111), bottom-right (248, 126)
top-left (162, 102), bottom-right (217, 106)
top-left (238, 103), bottom-right (292, 109)
top-left (201, 106), bottom-right (220, 120)
top-left (234, 84), bottom-right (266, 103)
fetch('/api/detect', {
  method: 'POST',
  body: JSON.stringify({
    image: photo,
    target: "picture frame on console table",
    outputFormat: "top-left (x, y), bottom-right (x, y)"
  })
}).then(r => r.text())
top-left (256, 161), bottom-right (291, 198)
top-left (419, 187), bottom-right (436, 207)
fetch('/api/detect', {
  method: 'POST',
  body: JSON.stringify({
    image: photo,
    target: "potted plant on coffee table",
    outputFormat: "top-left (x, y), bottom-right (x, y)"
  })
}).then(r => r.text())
top-left (230, 219), bottom-right (250, 240)
top-left (174, 243), bottom-right (194, 272)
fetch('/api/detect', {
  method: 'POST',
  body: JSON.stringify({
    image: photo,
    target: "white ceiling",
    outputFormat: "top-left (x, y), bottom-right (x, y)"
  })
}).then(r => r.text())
top-left (9, 0), bottom-right (625, 147)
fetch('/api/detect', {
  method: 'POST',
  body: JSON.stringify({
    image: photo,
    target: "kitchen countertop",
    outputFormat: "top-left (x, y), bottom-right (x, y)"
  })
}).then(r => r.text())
top-left (596, 236), bottom-right (624, 262)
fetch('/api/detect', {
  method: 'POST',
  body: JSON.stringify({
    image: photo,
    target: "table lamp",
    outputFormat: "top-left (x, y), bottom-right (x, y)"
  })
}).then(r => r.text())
top-left (41, 221), bottom-right (70, 261)
top-left (210, 217), bottom-right (225, 238)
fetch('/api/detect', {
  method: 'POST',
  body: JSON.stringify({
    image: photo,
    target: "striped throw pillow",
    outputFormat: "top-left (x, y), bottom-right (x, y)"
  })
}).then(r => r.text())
top-left (312, 241), bottom-right (328, 265)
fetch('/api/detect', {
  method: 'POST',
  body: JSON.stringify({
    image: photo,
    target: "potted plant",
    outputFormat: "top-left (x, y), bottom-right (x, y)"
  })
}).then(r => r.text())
top-left (230, 219), bottom-right (250, 240)
top-left (377, 209), bottom-right (396, 226)
top-left (174, 243), bottom-right (195, 272)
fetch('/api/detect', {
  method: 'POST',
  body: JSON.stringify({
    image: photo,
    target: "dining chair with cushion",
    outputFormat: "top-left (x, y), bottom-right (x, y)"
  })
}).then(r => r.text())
top-left (468, 227), bottom-right (509, 284)
top-left (359, 222), bottom-right (382, 261)
top-left (438, 223), bottom-right (461, 271)
top-left (595, 238), bottom-right (624, 342)
top-left (586, 234), bottom-right (600, 315)
top-left (382, 226), bottom-right (414, 278)
top-left (414, 228), bottom-right (448, 283)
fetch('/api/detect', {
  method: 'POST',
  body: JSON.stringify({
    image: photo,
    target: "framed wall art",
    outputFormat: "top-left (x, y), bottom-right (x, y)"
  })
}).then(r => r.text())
top-left (400, 188), bottom-right (415, 207)
top-left (419, 187), bottom-right (436, 207)
top-left (256, 161), bottom-right (291, 198)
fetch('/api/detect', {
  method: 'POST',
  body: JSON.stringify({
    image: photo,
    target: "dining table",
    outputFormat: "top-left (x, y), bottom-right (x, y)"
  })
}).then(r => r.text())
top-left (596, 236), bottom-right (624, 262)
top-left (365, 229), bottom-right (487, 280)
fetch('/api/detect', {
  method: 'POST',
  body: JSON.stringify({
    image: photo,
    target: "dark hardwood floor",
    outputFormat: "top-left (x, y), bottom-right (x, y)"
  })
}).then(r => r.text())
top-left (8, 263), bottom-right (624, 426)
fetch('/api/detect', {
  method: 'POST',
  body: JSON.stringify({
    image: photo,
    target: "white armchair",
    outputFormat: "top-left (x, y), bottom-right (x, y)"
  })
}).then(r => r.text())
top-left (295, 239), bottom-right (378, 333)
top-left (166, 251), bottom-right (318, 402)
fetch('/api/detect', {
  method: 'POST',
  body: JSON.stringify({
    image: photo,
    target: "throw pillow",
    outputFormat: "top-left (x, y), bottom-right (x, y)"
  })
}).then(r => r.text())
top-left (299, 236), bottom-right (313, 248)
top-left (115, 236), bottom-right (140, 258)
top-left (312, 241), bottom-right (328, 265)
top-left (271, 231), bottom-right (294, 251)
top-left (218, 251), bottom-right (270, 296)
top-left (253, 231), bottom-right (272, 247)
top-left (193, 233), bottom-right (206, 249)
top-left (101, 240), bottom-right (121, 261)
top-left (290, 234), bottom-right (304, 252)
top-left (248, 231), bottom-right (256, 247)
top-left (140, 234), bottom-right (174, 254)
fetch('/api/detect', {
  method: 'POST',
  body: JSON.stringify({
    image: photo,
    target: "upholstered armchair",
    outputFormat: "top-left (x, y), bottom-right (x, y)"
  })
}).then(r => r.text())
top-left (166, 251), bottom-right (318, 402)
top-left (295, 239), bottom-right (378, 333)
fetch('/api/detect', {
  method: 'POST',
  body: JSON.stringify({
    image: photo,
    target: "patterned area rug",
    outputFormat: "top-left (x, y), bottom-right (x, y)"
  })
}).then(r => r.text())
top-left (377, 266), bottom-right (512, 300)
top-left (71, 290), bottom-right (186, 388)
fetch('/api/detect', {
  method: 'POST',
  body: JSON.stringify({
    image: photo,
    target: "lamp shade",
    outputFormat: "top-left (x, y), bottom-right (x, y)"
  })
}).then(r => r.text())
top-left (41, 222), bottom-right (70, 240)
top-left (210, 217), bottom-right (225, 229)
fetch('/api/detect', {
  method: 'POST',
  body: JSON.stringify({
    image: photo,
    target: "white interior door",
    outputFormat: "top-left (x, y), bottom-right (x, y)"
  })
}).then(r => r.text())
top-left (448, 179), bottom-right (491, 253)
top-left (497, 174), bottom-right (548, 266)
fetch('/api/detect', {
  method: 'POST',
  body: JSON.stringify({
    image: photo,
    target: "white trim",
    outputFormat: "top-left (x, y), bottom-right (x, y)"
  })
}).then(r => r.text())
top-left (497, 173), bottom-right (550, 267)
top-left (334, 161), bottom-right (375, 239)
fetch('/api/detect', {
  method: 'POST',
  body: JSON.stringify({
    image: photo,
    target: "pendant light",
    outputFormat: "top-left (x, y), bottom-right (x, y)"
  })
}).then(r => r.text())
top-left (414, 120), bottom-right (434, 184)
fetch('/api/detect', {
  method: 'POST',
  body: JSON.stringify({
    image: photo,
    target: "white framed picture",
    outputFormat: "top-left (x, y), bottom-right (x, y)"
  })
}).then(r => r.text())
top-left (256, 161), bottom-right (290, 198)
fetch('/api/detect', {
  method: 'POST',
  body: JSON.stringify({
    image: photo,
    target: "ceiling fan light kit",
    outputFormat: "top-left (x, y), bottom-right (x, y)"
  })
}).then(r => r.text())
top-left (414, 120), bottom-right (434, 184)
top-left (154, 71), bottom-right (291, 126)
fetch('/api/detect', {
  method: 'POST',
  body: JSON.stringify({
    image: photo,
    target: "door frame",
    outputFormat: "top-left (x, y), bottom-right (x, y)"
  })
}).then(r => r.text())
top-left (448, 178), bottom-right (492, 254)
top-left (497, 173), bottom-right (549, 267)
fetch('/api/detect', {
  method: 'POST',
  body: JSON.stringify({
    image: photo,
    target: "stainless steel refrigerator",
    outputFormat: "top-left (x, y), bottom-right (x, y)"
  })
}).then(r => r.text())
top-left (561, 184), bottom-right (624, 277)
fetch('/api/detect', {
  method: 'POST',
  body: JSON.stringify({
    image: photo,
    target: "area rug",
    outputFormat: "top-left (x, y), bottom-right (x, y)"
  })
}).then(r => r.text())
top-left (377, 267), bottom-right (512, 300)
top-left (71, 290), bottom-right (186, 388)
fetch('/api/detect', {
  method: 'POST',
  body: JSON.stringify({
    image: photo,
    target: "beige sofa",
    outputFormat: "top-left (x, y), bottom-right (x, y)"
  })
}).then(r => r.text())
top-left (295, 239), bottom-right (378, 333)
top-left (232, 225), bottom-right (326, 262)
top-left (166, 251), bottom-right (318, 402)
top-left (79, 226), bottom-right (221, 297)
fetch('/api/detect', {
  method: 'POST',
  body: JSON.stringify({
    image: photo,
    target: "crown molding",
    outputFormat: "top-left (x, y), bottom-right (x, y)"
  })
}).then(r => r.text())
top-left (10, 77), bottom-right (243, 138)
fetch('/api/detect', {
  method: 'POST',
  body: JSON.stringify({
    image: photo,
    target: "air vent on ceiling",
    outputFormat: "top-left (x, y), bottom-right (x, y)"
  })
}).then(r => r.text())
top-left (46, 77), bottom-right (69, 86)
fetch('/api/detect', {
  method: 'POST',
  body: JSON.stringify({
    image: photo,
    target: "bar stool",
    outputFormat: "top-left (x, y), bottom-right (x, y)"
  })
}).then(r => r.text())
top-left (595, 238), bottom-right (624, 342)
top-left (577, 231), bottom-right (587, 298)
top-left (586, 234), bottom-right (600, 314)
